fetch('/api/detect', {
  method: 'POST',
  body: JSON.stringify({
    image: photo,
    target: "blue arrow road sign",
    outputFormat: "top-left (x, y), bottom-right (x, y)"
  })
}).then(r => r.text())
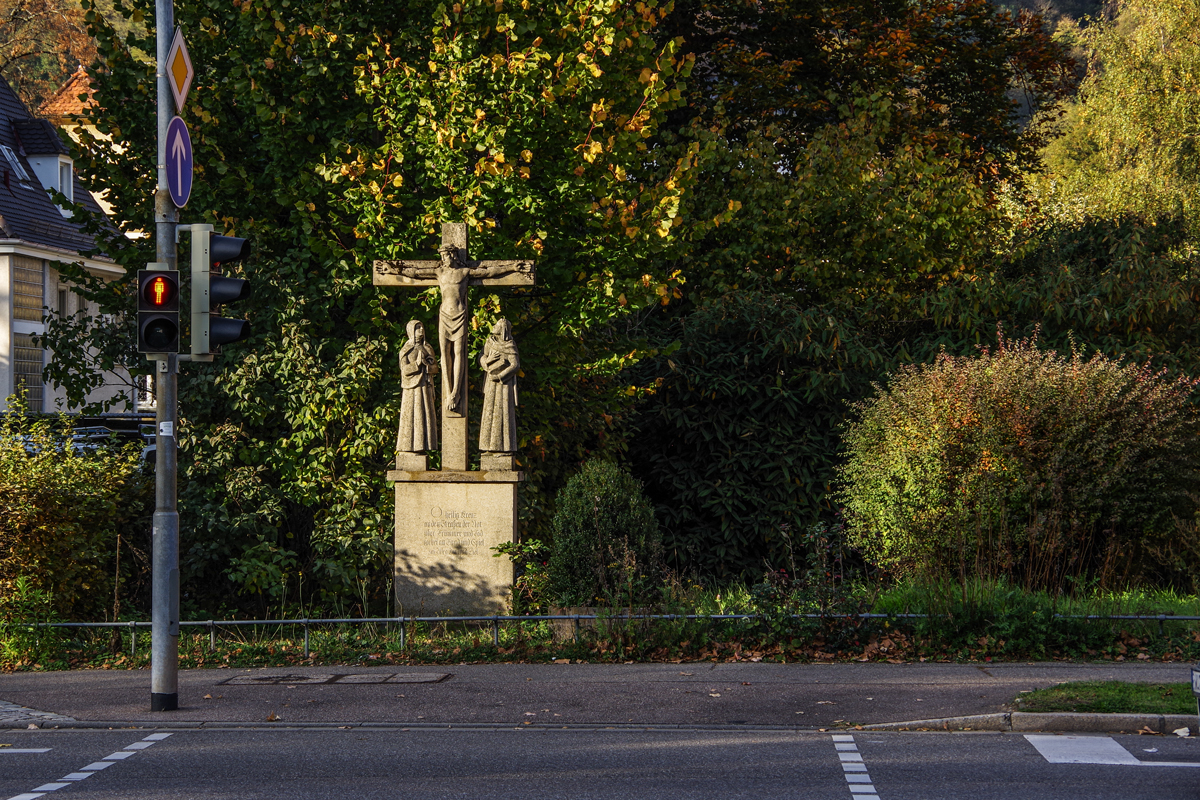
top-left (165, 116), bottom-right (192, 208)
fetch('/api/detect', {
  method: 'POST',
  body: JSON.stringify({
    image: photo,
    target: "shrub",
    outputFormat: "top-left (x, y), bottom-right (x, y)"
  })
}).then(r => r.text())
top-left (0, 576), bottom-right (66, 669)
top-left (546, 460), bottom-right (662, 606)
top-left (0, 406), bottom-right (152, 619)
top-left (837, 334), bottom-right (1200, 593)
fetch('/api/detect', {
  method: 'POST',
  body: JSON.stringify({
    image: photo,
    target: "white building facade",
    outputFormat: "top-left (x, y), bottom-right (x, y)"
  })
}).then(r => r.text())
top-left (0, 76), bottom-right (134, 412)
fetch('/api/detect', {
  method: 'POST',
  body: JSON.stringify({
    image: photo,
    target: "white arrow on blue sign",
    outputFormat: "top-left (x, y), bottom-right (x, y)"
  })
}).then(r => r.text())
top-left (165, 116), bottom-right (193, 208)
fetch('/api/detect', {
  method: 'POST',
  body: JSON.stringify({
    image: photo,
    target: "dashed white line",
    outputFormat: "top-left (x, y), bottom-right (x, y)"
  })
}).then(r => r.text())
top-left (4, 732), bottom-right (172, 800)
top-left (832, 734), bottom-right (879, 800)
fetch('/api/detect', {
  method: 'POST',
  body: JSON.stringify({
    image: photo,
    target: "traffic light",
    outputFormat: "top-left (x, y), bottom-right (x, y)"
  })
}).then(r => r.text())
top-left (189, 226), bottom-right (251, 359)
top-left (137, 269), bottom-right (180, 353)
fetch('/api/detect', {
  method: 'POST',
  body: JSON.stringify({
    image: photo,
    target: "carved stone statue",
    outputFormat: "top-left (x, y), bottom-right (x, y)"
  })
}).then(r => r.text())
top-left (390, 245), bottom-right (531, 416)
top-left (396, 320), bottom-right (439, 454)
top-left (479, 318), bottom-right (519, 454)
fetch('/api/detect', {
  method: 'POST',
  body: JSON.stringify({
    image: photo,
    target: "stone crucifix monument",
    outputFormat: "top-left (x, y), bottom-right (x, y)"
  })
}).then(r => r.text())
top-left (374, 223), bottom-right (535, 614)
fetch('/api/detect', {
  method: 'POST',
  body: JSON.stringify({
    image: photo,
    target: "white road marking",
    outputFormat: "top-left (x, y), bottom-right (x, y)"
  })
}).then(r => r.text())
top-left (1025, 735), bottom-right (1200, 767)
top-left (0, 750), bottom-right (50, 754)
top-left (832, 734), bottom-right (880, 799)
top-left (4, 732), bottom-right (172, 800)
top-left (1025, 735), bottom-right (1140, 765)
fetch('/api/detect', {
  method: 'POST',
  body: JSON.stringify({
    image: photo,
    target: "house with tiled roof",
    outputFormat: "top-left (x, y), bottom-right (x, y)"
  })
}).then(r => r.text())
top-left (0, 74), bottom-right (134, 412)
top-left (37, 67), bottom-right (117, 217)
top-left (38, 67), bottom-right (96, 127)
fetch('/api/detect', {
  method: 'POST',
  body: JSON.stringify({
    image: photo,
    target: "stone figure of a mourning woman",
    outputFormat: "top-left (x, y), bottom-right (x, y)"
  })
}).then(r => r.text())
top-left (397, 319), bottom-right (439, 456)
top-left (479, 318), bottom-right (519, 454)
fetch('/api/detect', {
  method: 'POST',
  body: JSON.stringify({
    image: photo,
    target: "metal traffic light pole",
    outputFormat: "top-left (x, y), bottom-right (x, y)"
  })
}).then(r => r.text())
top-left (151, 0), bottom-right (180, 712)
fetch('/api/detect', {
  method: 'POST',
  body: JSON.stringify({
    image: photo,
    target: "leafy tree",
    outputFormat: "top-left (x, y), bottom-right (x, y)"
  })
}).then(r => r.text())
top-left (659, 0), bottom-right (1077, 182)
top-left (921, 213), bottom-right (1200, 374)
top-left (1039, 0), bottom-right (1200, 228)
top-left (48, 0), bottom-right (695, 611)
top-left (669, 92), bottom-right (1000, 309)
top-left (0, 0), bottom-right (96, 108)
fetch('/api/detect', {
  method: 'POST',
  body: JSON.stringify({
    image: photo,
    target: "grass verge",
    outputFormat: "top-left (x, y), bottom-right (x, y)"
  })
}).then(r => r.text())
top-left (1013, 681), bottom-right (1196, 715)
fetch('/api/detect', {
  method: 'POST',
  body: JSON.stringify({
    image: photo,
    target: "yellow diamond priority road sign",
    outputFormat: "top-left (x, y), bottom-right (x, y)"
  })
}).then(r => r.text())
top-left (167, 28), bottom-right (194, 113)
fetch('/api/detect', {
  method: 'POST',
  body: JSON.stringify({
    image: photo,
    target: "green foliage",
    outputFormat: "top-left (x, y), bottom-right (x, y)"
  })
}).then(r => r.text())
top-left (922, 214), bottom-right (1200, 377)
top-left (0, 576), bottom-right (68, 670)
top-left (874, 579), bottom-right (1118, 658)
top-left (672, 93), bottom-right (1000, 308)
top-left (838, 335), bottom-right (1200, 592)
top-left (630, 290), bottom-right (890, 579)
top-left (1037, 0), bottom-right (1200, 230)
top-left (493, 538), bottom-right (550, 614)
top-left (745, 521), bottom-right (876, 650)
top-left (546, 459), bottom-right (661, 606)
top-left (0, 405), bottom-right (151, 619)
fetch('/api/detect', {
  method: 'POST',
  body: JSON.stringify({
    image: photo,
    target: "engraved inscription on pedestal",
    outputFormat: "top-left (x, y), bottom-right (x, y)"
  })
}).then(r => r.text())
top-left (393, 480), bottom-right (518, 614)
top-left (421, 507), bottom-right (486, 556)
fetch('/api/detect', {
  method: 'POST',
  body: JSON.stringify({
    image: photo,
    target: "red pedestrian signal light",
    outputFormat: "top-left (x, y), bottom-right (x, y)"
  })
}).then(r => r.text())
top-left (143, 274), bottom-right (176, 308)
top-left (137, 269), bottom-right (180, 353)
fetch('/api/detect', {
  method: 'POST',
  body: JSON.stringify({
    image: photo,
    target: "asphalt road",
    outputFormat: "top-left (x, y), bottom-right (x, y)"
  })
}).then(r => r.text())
top-left (1, 727), bottom-right (1198, 800)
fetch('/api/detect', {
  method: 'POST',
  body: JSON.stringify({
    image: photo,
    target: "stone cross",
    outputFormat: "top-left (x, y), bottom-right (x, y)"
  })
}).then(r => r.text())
top-left (374, 222), bottom-right (536, 471)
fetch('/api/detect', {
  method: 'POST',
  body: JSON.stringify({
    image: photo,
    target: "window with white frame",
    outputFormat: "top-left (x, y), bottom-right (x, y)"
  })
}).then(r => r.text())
top-left (58, 160), bottom-right (73, 203)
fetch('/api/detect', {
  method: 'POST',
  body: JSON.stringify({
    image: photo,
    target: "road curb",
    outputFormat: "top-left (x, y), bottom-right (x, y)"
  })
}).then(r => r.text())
top-left (861, 711), bottom-right (1199, 735)
top-left (22, 720), bottom-right (818, 732)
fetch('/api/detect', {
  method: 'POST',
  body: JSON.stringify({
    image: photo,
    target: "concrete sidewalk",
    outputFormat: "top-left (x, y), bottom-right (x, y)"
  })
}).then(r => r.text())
top-left (0, 661), bottom-right (1193, 730)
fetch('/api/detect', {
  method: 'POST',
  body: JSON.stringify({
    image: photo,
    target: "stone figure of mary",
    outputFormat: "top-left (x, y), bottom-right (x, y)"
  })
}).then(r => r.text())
top-left (479, 318), bottom-right (519, 453)
top-left (397, 320), bottom-right (439, 453)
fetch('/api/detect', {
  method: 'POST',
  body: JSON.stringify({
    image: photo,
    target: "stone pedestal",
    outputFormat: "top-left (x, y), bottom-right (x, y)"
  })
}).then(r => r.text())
top-left (388, 469), bottom-right (522, 614)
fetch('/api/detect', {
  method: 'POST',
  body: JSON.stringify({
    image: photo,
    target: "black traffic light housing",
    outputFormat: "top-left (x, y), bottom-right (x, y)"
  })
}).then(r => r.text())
top-left (190, 227), bottom-right (252, 359)
top-left (137, 269), bottom-right (180, 353)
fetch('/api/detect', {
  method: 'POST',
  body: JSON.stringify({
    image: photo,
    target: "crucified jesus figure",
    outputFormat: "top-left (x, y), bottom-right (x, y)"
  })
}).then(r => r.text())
top-left (394, 244), bottom-right (530, 415)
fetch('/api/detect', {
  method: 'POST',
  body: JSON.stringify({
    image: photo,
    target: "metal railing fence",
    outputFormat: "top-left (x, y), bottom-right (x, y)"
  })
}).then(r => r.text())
top-left (9, 612), bottom-right (1200, 659)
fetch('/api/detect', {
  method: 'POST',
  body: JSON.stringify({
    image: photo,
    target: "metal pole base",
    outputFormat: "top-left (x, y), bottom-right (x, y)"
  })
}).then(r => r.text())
top-left (150, 692), bottom-right (178, 712)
